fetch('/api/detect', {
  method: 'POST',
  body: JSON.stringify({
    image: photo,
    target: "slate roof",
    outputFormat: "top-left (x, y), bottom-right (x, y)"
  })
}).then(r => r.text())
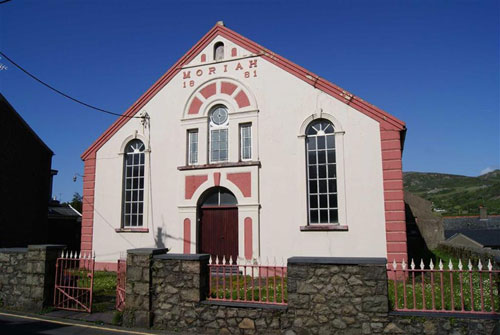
top-left (444, 230), bottom-right (500, 248)
top-left (48, 204), bottom-right (81, 218)
top-left (443, 216), bottom-right (500, 230)
top-left (443, 216), bottom-right (500, 247)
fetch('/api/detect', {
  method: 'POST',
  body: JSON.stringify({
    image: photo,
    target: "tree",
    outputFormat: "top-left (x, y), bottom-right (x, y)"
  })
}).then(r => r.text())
top-left (68, 192), bottom-right (82, 213)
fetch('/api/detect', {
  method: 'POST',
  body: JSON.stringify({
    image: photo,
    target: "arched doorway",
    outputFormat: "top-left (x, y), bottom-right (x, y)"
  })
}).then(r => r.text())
top-left (198, 187), bottom-right (238, 262)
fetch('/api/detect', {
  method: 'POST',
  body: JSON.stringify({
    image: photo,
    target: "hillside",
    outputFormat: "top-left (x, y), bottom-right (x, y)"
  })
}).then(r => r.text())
top-left (403, 170), bottom-right (500, 216)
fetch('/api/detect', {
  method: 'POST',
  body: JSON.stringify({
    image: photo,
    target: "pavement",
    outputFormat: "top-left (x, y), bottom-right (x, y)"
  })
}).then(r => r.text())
top-left (0, 311), bottom-right (174, 335)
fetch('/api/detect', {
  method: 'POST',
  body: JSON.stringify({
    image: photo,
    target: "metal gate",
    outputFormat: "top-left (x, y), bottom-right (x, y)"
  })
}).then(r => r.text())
top-left (54, 251), bottom-right (95, 313)
top-left (116, 258), bottom-right (126, 311)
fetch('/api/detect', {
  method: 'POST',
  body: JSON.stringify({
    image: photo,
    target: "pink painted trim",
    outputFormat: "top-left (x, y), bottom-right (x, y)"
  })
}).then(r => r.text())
top-left (188, 97), bottom-right (203, 115)
top-left (200, 83), bottom-right (216, 99)
top-left (80, 153), bottom-right (96, 256)
top-left (226, 172), bottom-right (251, 197)
top-left (185, 175), bottom-right (208, 199)
top-left (82, 24), bottom-right (405, 161)
top-left (381, 130), bottom-right (407, 265)
top-left (244, 217), bottom-right (252, 260)
top-left (115, 228), bottom-right (149, 233)
top-left (231, 47), bottom-right (237, 57)
top-left (221, 81), bottom-right (237, 96)
top-left (201, 54), bottom-right (206, 62)
top-left (183, 218), bottom-right (191, 254)
top-left (234, 90), bottom-right (250, 108)
top-left (95, 262), bottom-right (118, 272)
top-left (213, 172), bottom-right (221, 186)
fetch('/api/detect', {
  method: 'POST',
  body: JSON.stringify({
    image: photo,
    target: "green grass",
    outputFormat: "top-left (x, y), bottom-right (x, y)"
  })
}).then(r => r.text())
top-left (92, 271), bottom-right (117, 313)
top-left (209, 275), bottom-right (287, 304)
top-left (388, 251), bottom-right (499, 312)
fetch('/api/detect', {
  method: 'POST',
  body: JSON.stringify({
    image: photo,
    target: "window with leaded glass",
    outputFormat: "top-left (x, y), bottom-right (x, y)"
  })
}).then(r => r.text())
top-left (209, 105), bottom-right (229, 163)
top-left (305, 119), bottom-right (338, 224)
top-left (187, 129), bottom-right (198, 165)
top-left (122, 139), bottom-right (145, 227)
top-left (240, 123), bottom-right (252, 160)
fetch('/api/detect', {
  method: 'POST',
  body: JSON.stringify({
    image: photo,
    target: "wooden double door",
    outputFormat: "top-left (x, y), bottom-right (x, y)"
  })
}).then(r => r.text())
top-left (199, 206), bottom-right (238, 263)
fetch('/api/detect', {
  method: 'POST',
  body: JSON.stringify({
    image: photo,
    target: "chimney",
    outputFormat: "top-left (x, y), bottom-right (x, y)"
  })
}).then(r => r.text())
top-left (479, 206), bottom-right (487, 220)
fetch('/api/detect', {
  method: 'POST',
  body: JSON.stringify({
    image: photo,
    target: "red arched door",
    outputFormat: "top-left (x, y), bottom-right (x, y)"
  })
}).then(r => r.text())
top-left (198, 187), bottom-right (238, 263)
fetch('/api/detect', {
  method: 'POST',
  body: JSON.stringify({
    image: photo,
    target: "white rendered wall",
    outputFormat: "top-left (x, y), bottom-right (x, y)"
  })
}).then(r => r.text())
top-left (91, 37), bottom-right (387, 263)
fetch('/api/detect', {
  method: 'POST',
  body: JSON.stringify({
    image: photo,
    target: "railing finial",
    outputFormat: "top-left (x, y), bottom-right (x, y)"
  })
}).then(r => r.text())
top-left (420, 259), bottom-right (425, 270)
top-left (215, 255), bottom-right (219, 265)
top-left (402, 259), bottom-right (407, 270)
top-left (488, 259), bottom-right (492, 271)
top-left (429, 259), bottom-right (434, 270)
top-left (448, 259), bottom-right (453, 270)
top-left (410, 259), bottom-right (415, 270)
top-left (478, 259), bottom-right (483, 271)
top-left (439, 259), bottom-right (443, 271)
top-left (458, 259), bottom-right (463, 271)
top-left (209, 255), bottom-right (212, 264)
top-left (392, 259), bottom-right (397, 270)
top-left (468, 259), bottom-right (472, 271)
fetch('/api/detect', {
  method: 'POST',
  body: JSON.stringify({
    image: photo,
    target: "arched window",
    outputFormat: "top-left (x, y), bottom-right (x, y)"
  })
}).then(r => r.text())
top-left (306, 119), bottom-right (338, 224)
top-left (122, 139), bottom-right (145, 227)
top-left (209, 105), bottom-right (229, 163)
top-left (214, 42), bottom-right (224, 61)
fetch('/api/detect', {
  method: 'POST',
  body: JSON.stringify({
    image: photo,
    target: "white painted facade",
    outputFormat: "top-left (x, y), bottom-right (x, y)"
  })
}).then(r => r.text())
top-left (88, 31), bottom-right (390, 266)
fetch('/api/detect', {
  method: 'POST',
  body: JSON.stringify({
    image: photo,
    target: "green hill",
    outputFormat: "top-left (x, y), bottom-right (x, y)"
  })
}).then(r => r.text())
top-left (403, 170), bottom-right (500, 216)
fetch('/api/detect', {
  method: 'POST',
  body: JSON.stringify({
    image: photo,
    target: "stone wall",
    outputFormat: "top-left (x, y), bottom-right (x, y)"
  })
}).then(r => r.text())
top-left (122, 248), bottom-right (168, 328)
top-left (286, 257), bottom-right (389, 335)
top-left (386, 314), bottom-right (498, 335)
top-left (122, 249), bottom-right (499, 334)
top-left (0, 245), bottom-right (64, 311)
top-left (437, 241), bottom-right (500, 266)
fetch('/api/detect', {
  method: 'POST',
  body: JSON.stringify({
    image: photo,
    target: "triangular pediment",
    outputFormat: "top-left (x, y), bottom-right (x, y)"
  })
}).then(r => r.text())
top-left (82, 23), bottom-right (405, 160)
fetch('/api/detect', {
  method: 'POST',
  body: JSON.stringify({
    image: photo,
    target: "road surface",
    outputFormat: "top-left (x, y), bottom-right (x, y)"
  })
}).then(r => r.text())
top-left (0, 312), bottom-right (159, 335)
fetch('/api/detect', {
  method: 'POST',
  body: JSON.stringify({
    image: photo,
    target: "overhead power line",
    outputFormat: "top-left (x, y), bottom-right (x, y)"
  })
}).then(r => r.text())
top-left (0, 51), bottom-right (141, 119)
top-left (0, 0), bottom-right (14, 4)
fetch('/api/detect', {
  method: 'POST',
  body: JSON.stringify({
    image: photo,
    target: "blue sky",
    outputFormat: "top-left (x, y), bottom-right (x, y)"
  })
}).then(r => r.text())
top-left (1, 0), bottom-right (499, 202)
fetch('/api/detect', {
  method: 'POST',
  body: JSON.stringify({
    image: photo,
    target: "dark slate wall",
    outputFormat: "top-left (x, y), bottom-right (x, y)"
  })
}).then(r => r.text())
top-left (0, 95), bottom-right (53, 248)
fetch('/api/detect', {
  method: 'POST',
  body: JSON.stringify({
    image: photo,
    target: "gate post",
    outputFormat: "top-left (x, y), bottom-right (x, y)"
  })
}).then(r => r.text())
top-left (123, 248), bottom-right (168, 328)
top-left (26, 244), bottom-right (65, 311)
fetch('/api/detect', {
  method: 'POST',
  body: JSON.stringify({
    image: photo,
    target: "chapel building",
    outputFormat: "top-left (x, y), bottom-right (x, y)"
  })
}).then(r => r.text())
top-left (81, 22), bottom-right (407, 270)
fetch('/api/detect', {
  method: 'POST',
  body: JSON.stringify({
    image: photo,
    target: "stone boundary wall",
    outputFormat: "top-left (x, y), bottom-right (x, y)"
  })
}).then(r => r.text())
top-left (437, 242), bottom-right (500, 266)
top-left (0, 245), bottom-right (65, 311)
top-left (123, 250), bottom-right (498, 334)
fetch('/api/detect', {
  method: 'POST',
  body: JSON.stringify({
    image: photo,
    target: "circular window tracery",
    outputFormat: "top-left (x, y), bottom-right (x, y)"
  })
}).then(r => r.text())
top-left (210, 105), bottom-right (228, 126)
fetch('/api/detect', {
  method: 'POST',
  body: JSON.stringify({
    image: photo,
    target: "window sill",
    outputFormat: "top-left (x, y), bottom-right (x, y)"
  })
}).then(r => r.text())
top-left (300, 225), bottom-right (348, 232)
top-left (178, 161), bottom-right (260, 171)
top-left (115, 228), bottom-right (149, 233)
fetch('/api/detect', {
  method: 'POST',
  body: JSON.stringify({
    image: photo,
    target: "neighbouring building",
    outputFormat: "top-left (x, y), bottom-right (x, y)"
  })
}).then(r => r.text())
top-left (443, 210), bottom-right (500, 249)
top-left (81, 23), bottom-right (407, 270)
top-left (0, 94), bottom-right (53, 247)
top-left (48, 199), bottom-right (82, 252)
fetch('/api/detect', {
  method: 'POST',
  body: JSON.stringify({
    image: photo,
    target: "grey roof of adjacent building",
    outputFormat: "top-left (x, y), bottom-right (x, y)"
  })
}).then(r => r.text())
top-left (443, 216), bottom-right (500, 248)
top-left (443, 216), bottom-right (500, 230)
top-left (48, 204), bottom-right (81, 218)
top-left (444, 229), bottom-right (500, 247)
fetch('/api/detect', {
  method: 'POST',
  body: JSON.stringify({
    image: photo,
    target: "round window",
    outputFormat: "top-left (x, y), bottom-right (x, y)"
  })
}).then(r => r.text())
top-left (210, 106), bottom-right (228, 125)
